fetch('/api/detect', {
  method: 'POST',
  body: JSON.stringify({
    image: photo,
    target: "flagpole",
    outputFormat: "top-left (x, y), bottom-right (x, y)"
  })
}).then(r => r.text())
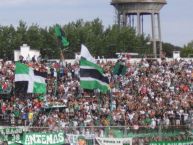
top-left (60, 48), bottom-right (74, 67)
top-left (60, 48), bottom-right (65, 67)
top-left (109, 90), bottom-right (113, 112)
top-left (109, 90), bottom-right (114, 126)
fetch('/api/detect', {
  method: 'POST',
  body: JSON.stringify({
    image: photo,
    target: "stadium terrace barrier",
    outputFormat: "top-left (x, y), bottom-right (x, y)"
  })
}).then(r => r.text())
top-left (48, 58), bottom-right (193, 65)
top-left (0, 125), bottom-right (192, 145)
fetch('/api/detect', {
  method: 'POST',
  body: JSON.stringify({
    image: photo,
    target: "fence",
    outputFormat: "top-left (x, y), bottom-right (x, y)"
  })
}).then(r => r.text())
top-left (0, 125), bottom-right (192, 145)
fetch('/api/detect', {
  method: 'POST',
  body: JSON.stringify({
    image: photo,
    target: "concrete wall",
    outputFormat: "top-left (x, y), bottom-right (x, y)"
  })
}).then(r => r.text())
top-left (14, 44), bottom-right (40, 61)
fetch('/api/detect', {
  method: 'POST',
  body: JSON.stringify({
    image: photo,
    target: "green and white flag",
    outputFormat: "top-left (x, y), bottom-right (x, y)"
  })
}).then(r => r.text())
top-left (79, 44), bottom-right (109, 93)
top-left (112, 61), bottom-right (127, 76)
top-left (54, 24), bottom-right (69, 47)
top-left (15, 62), bottom-right (47, 94)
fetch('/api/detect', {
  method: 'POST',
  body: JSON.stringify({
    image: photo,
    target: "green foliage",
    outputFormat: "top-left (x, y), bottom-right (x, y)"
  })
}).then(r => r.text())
top-left (162, 42), bottom-right (181, 58)
top-left (0, 25), bottom-right (16, 59)
top-left (0, 19), bottom-right (153, 60)
top-left (181, 40), bottom-right (193, 57)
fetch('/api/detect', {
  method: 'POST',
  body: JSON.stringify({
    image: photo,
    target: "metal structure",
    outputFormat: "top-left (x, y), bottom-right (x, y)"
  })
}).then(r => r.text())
top-left (111, 0), bottom-right (167, 58)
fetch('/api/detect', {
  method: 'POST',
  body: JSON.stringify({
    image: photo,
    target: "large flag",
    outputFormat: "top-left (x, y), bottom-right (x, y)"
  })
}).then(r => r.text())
top-left (15, 62), bottom-right (47, 94)
top-left (54, 24), bottom-right (69, 47)
top-left (112, 61), bottom-right (127, 76)
top-left (79, 44), bottom-right (109, 93)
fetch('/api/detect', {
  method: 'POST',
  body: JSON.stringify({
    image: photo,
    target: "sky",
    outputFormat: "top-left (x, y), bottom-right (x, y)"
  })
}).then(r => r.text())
top-left (0, 0), bottom-right (192, 47)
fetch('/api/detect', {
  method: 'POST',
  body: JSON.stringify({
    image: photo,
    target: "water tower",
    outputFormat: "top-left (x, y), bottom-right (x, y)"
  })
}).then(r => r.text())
top-left (111, 0), bottom-right (167, 58)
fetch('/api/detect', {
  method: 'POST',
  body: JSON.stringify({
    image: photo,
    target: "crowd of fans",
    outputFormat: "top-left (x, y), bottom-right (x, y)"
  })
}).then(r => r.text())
top-left (0, 57), bottom-right (193, 138)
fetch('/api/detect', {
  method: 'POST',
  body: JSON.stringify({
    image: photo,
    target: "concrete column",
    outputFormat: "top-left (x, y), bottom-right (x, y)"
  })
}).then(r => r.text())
top-left (128, 15), bottom-right (131, 27)
top-left (125, 13), bottom-right (127, 26)
top-left (157, 13), bottom-right (162, 57)
top-left (137, 12), bottom-right (141, 35)
top-left (123, 12), bottom-right (127, 26)
top-left (141, 15), bottom-right (144, 34)
top-left (132, 15), bottom-right (134, 27)
top-left (151, 13), bottom-right (157, 58)
top-left (117, 12), bottom-right (121, 26)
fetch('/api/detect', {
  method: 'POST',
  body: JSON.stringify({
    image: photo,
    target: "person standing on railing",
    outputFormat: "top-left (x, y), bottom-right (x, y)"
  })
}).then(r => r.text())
top-left (22, 110), bottom-right (28, 126)
top-left (28, 109), bottom-right (34, 126)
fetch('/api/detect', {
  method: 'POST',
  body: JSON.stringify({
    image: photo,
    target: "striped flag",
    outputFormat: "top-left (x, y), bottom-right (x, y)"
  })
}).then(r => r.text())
top-left (15, 62), bottom-right (47, 94)
top-left (79, 44), bottom-right (109, 93)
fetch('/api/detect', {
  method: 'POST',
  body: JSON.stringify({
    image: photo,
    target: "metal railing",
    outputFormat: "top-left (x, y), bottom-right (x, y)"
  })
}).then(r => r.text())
top-left (0, 125), bottom-right (192, 145)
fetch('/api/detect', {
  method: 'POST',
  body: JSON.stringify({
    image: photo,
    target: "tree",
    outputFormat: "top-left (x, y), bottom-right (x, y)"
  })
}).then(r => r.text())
top-left (15, 20), bottom-right (28, 47)
top-left (181, 40), bottom-right (193, 57)
top-left (26, 24), bottom-right (42, 49)
top-left (0, 19), bottom-right (176, 60)
top-left (162, 42), bottom-right (181, 58)
top-left (0, 25), bottom-right (16, 59)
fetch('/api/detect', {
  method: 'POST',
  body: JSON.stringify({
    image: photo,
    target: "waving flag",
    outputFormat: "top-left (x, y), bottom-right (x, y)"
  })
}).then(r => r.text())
top-left (79, 44), bottom-right (109, 93)
top-left (15, 62), bottom-right (47, 94)
top-left (54, 24), bottom-right (69, 47)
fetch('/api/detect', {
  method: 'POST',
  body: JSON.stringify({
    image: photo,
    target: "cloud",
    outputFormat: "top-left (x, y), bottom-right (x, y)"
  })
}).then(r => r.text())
top-left (162, 21), bottom-right (193, 46)
top-left (0, 0), bottom-right (112, 7)
top-left (0, 0), bottom-right (27, 6)
top-left (0, 0), bottom-right (114, 28)
top-left (0, 0), bottom-right (84, 6)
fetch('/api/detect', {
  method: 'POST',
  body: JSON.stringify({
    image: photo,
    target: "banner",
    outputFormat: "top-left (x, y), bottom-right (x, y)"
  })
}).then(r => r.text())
top-left (149, 140), bottom-right (193, 145)
top-left (0, 127), bottom-right (28, 142)
top-left (96, 137), bottom-right (132, 145)
top-left (66, 134), bottom-right (95, 145)
top-left (23, 132), bottom-right (65, 145)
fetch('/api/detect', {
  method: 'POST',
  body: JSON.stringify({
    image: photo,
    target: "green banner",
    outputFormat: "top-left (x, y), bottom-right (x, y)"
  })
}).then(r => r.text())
top-left (23, 132), bottom-right (65, 145)
top-left (149, 140), bottom-right (193, 145)
top-left (0, 127), bottom-right (28, 142)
